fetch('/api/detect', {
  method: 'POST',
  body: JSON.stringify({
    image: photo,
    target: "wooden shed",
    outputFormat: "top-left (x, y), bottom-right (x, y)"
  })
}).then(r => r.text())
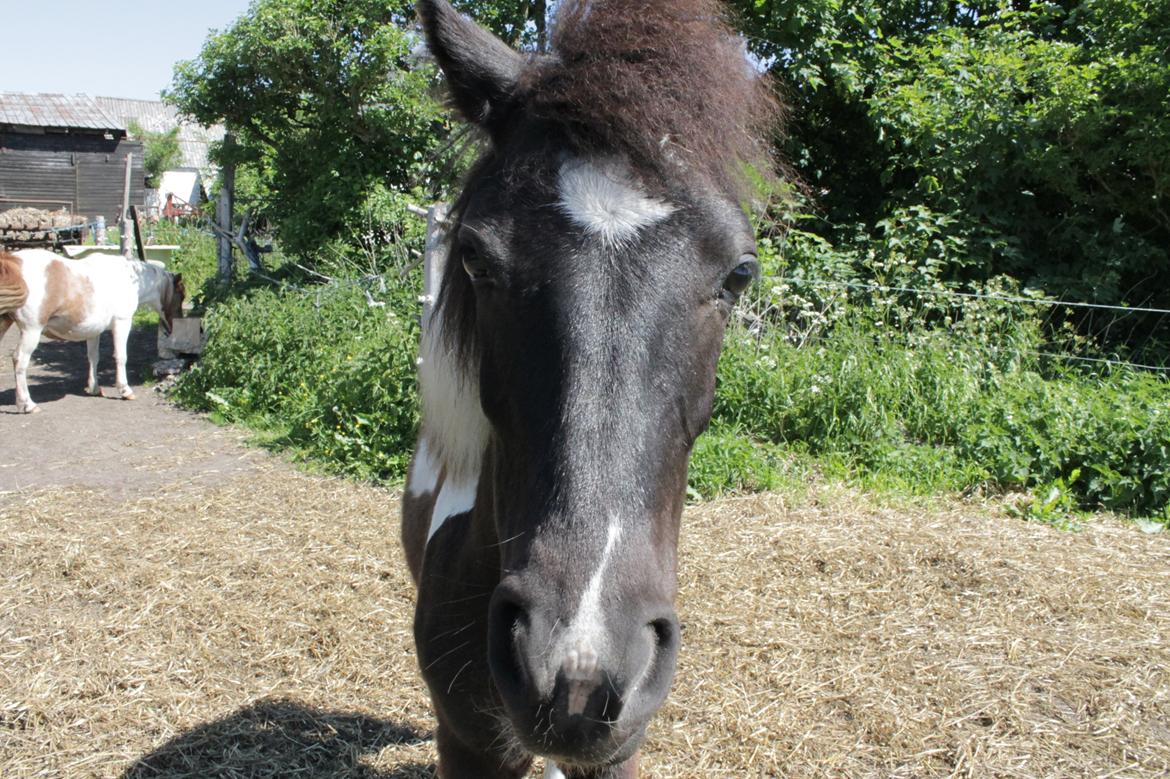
top-left (0, 93), bottom-right (145, 224)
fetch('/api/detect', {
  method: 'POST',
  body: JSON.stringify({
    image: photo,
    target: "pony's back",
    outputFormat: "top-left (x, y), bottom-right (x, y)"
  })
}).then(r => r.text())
top-left (0, 252), bottom-right (28, 316)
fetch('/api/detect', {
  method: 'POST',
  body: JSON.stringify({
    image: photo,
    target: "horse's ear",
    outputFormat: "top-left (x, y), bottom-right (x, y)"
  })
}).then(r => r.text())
top-left (418, 0), bottom-right (524, 137)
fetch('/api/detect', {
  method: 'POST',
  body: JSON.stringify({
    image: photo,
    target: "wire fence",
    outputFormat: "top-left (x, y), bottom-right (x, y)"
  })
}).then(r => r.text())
top-left (747, 274), bottom-right (1170, 374)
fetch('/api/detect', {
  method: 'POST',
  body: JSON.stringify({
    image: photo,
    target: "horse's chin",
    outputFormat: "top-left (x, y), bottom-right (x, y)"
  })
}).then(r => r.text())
top-left (520, 718), bottom-right (646, 771)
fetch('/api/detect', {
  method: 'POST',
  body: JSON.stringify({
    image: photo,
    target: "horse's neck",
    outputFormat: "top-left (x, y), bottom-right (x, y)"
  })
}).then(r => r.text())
top-left (129, 263), bottom-right (162, 306)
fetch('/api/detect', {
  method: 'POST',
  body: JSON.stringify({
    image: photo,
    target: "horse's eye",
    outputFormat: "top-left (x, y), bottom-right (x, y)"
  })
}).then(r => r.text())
top-left (462, 249), bottom-right (491, 282)
top-left (722, 256), bottom-right (759, 298)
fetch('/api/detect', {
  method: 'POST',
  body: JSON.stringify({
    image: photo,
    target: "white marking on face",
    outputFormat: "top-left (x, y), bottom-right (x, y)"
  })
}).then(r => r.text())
top-left (551, 517), bottom-right (623, 713)
top-left (406, 438), bottom-right (441, 498)
top-left (572, 518), bottom-right (622, 634)
top-left (563, 638), bottom-right (601, 716)
top-left (557, 158), bottom-right (676, 247)
top-left (544, 762), bottom-right (567, 779)
top-left (417, 303), bottom-right (490, 484)
top-left (428, 472), bottom-right (479, 542)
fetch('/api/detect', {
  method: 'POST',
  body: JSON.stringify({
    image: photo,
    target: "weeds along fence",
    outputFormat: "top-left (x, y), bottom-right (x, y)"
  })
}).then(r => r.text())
top-left (738, 274), bottom-right (1170, 375)
top-left (711, 269), bottom-right (1169, 519)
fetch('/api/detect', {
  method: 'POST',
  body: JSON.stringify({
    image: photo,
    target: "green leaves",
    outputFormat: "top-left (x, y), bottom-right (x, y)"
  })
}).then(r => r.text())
top-left (167, 0), bottom-right (441, 258)
top-left (865, 5), bottom-right (1168, 303)
top-left (173, 282), bottom-right (422, 482)
top-left (729, 0), bottom-right (1169, 310)
top-left (129, 121), bottom-right (182, 188)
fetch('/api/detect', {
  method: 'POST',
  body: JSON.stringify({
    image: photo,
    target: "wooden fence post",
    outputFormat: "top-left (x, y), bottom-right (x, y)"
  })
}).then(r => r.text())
top-left (216, 133), bottom-right (236, 284)
top-left (422, 203), bottom-right (449, 331)
top-left (129, 205), bottom-right (146, 262)
top-left (119, 153), bottom-right (133, 259)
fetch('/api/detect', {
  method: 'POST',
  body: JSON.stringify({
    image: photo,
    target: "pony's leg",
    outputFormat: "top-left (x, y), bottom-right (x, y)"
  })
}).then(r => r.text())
top-left (13, 324), bottom-right (42, 414)
top-left (435, 722), bottom-right (531, 779)
top-left (111, 319), bottom-right (135, 400)
top-left (85, 336), bottom-right (101, 396)
top-left (1, 318), bottom-right (12, 404)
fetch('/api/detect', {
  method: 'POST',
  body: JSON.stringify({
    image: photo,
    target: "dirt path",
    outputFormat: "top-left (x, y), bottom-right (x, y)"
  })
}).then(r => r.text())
top-left (0, 325), bottom-right (266, 496)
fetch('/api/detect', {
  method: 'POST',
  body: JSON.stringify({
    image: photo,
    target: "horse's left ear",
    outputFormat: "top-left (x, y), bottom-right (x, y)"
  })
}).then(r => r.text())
top-left (418, 0), bottom-right (524, 138)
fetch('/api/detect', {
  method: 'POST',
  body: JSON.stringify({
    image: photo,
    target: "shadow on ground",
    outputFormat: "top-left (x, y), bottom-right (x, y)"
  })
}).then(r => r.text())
top-left (119, 698), bottom-right (434, 779)
top-left (0, 326), bottom-right (155, 411)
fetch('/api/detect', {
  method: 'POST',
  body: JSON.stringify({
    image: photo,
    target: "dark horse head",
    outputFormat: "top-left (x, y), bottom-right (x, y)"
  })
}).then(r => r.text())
top-left (403, 1), bottom-right (780, 775)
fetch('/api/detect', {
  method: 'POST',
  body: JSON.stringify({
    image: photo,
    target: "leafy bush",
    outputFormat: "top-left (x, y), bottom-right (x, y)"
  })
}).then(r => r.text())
top-left (709, 315), bottom-right (1170, 518)
top-left (172, 282), bottom-right (420, 481)
top-left (129, 121), bottom-right (182, 189)
top-left (146, 220), bottom-right (220, 298)
top-left (688, 423), bottom-right (784, 499)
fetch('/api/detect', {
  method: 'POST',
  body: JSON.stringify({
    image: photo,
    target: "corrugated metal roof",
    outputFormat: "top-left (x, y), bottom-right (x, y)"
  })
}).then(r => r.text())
top-left (0, 92), bottom-right (123, 131)
top-left (94, 96), bottom-right (182, 134)
top-left (94, 96), bottom-right (225, 176)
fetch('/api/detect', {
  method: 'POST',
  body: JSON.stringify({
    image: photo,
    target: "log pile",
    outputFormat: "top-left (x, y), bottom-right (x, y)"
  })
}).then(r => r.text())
top-left (0, 208), bottom-right (86, 247)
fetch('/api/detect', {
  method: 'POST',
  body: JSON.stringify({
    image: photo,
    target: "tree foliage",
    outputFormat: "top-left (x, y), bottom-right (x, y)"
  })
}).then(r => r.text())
top-left (450, 0), bottom-right (550, 49)
top-left (168, 0), bottom-right (1169, 309)
top-left (732, 0), bottom-right (1170, 309)
top-left (129, 121), bottom-right (182, 189)
top-left (166, 0), bottom-right (442, 256)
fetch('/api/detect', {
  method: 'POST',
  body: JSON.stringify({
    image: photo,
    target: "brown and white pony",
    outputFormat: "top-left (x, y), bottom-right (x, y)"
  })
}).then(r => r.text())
top-left (402, 1), bottom-right (779, 777)
top-left (0, 249), bottom-right (184, 413)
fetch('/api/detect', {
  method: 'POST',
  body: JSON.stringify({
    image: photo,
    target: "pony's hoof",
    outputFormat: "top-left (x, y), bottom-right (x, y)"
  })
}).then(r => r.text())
top-left (19, 405), bottom-right (40, 414)
top-left (121, 392), bottom-right (136, 401)
top-left (85, 386), bottom-right (101, 396)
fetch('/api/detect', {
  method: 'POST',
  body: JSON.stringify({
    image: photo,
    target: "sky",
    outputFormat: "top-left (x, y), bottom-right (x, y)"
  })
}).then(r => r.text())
top-left (1, 0), bottom-right (253, 101)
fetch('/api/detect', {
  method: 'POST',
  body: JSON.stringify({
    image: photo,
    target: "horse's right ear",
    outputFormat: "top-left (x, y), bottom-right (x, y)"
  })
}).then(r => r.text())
top-left (418, 0), bottom-right (523, 137)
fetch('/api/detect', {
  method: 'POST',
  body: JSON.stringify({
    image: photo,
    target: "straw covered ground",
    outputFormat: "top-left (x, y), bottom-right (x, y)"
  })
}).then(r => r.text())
top-left (2, 469), bottom-right (1168, 778)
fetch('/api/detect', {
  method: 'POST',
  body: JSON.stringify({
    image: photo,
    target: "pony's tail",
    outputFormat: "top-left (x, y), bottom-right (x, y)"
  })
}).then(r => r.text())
top-left (0, 252), bottom-right (29, 316)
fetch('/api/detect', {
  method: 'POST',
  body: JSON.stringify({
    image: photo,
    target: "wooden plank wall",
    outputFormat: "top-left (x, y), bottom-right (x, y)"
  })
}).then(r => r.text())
top-left (0, 132), bottom-right (145, 224)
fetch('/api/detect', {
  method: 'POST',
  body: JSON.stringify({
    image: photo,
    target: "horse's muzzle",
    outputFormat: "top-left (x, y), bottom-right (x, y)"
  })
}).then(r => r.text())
top-left (487, 577), bottom-right (680, 766)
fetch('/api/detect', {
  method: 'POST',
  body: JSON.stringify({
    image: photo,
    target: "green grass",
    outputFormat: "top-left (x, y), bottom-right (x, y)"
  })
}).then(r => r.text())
top-left (700, 318), bottom-right (1170, 521)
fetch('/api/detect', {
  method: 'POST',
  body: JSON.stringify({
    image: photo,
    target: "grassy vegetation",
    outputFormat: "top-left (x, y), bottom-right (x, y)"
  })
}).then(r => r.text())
top-left (171, 280), bottom-right (421, 482)
top-left (147, 220), bottom-right (222, 299)
top-left (691, 319), bottom-right (1169, 523)
top-left (166, 212), bottom-right (1170, 524)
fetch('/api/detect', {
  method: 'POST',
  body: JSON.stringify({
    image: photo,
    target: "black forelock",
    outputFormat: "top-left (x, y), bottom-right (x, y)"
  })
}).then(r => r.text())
top-left (518, 0), bottom-right (783, 196)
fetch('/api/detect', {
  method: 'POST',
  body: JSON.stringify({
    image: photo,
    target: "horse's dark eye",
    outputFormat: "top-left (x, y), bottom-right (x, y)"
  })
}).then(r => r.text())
top-left (722, 256), bottom-right (759, 298)
top-left (462, 250), bottom-right (491, 282)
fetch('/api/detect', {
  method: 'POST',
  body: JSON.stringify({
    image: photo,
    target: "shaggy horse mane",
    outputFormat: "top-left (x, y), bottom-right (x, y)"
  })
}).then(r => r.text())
top-left (518, 0), bottom-right (782, 193)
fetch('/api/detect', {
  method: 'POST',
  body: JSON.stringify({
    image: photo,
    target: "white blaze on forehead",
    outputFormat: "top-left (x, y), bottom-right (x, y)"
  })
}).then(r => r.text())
top-left (544, 762), bottom-right (567, 779)
top-left (557, 158), bottom-right (677, 247)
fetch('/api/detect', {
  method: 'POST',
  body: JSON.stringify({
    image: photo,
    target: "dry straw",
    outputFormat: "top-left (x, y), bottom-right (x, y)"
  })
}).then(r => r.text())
top-left (1, 472), bottom-right (1167, 777)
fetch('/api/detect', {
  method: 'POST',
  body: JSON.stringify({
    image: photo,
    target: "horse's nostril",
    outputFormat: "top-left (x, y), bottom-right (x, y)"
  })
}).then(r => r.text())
top-left (650, 616), bottom-right (676, 651)
top-left (635, 613), bottom-right (680, 705)
top-left (488, 588), bottom-right (531, 698)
